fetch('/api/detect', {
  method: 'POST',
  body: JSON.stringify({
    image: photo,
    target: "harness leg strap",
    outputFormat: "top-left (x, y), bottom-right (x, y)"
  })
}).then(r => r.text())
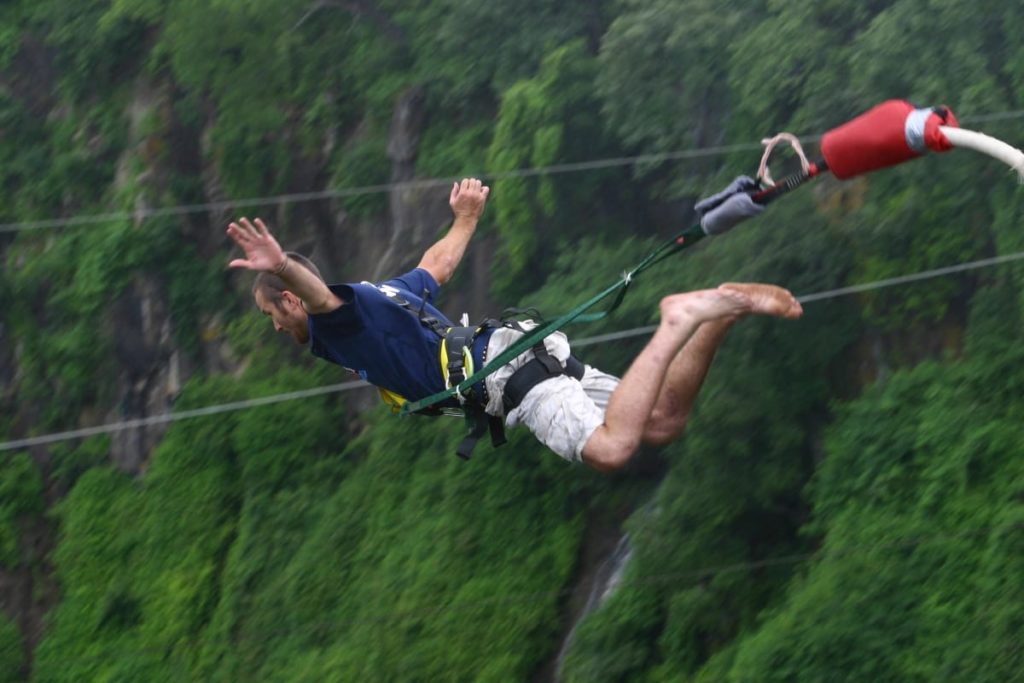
top-left (456, 405), bottom-right (506, 460)
top-left (502, 342), bottom-right (587, 414)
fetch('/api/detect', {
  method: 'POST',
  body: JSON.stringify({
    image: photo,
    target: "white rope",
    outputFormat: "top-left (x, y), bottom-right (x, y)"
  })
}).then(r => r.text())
top-left (940, 126), bottom-right (1024, 182)
top-left (4, 248), bottom-right (1024, 452)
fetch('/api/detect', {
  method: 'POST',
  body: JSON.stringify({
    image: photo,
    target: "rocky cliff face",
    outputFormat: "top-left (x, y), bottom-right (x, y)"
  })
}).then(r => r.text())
top-left (0, 48), bottom-right (495, 663)
top-left (103, 78), bottom-right (203, 473)
top-left (90, 75), bottom-right (481, 473)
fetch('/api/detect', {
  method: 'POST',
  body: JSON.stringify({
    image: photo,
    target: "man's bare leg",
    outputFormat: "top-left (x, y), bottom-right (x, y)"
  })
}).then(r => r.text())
top-left (642, 318), bottom-right (735, 445)
top-left (643, 283), bottom-right (803, 445)
top-left (581, 288), bottom-right (754, 471)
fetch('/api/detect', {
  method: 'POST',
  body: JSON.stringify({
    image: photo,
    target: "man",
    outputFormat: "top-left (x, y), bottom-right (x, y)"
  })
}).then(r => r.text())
top-left (227, 178), bottom-right (802, 471)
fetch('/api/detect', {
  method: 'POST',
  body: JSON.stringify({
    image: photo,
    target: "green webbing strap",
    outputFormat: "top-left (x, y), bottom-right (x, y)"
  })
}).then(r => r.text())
top-left (401, 224), bottom-right (708, 416)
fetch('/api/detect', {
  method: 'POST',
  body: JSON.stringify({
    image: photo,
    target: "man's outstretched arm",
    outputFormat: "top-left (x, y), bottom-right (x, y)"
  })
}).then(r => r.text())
top-left (226, 217), bottom-right (342, 314)
top-left (417, 177), bottom-right (490, 286)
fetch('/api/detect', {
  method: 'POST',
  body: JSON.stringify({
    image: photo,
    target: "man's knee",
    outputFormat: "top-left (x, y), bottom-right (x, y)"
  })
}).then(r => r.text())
top-left (642, 413), bottom-right (688, 447)
top-left (583, 448), bottom-right (635, 472)
top-left (581, 427), bottom-right (641, 472)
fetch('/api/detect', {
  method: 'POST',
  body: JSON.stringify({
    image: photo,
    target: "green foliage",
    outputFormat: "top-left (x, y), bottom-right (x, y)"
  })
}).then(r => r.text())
top-left (33, 386), bottom-right (243, 682)
top-left (728, 3), bottom-right (852, 135)
top-left (487, 40), bottom-right (636, 298)
top-left (415, 119), bottom-right (493, 180)
top-left (4, 0), bottom-right (1024, 681)
top-left (30, 363), bottom-right (616, 681)
top-left (47, 438), bottom-right (112, 495)
top-left (846, 0), bottom-right (1018, 112)
top-left (563, 584), bottom-right (665, 682)
top-left (0, 453), bottom-right (44, 566)
top-left (846, 168), bottom-right (987, 331)
top-left (161, 240), bottom-right (236, 355)
top-left (0, 3), bottom-right (28, 70)
top-left (204, 418), bottom-right (589, 682)
top-left (32, 467), bottom-right (142, 681)
top-left (26, 0), bottom-right (154, 96)
top-left (403, 0), bottom-right (613, 100)
top-left (598, 0), bottom-right (758, 186)
top-left (329, 133), bottom-right (391, 218)
top-left (0, 615), bottom-right (24, 683)
top-left (6, 214), bottom-right (195, 425)
top-left (716, 323), bottom-right (1024, 681)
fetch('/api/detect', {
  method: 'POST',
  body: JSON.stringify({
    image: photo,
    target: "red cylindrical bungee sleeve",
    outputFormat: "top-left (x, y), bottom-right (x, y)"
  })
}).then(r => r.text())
top-left (820, 100), bottom-right (958, 179)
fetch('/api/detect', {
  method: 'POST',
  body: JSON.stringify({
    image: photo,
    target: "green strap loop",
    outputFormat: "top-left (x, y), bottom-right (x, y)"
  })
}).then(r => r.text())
top-left (400, 223), bottom-right (707, 416)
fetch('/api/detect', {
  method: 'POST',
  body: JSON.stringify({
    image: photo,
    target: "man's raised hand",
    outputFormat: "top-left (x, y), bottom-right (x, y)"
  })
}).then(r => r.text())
top-left (449, 177), bottom-right (490, 221)
top-left (226, 217), bottom-right (286, 272)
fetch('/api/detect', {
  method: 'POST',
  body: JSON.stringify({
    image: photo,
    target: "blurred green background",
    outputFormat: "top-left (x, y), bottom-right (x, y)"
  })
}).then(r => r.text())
top-left (1, 1), bottom-right (1023, 681)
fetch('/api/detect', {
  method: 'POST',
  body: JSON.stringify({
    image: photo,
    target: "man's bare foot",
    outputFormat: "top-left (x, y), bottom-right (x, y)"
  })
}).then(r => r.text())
top-left (719, 283), bottom-right (803, 319)
top-left (660, 288), bottom-right (753, 327)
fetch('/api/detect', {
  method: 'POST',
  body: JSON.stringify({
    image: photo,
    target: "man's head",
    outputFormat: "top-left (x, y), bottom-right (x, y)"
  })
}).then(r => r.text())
top-left (252, 252), bottom-right (323, 345)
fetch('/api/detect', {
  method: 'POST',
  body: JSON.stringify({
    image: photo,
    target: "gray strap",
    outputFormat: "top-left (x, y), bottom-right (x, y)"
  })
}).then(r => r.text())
top-left (695, 176), bottom-right (765, 236)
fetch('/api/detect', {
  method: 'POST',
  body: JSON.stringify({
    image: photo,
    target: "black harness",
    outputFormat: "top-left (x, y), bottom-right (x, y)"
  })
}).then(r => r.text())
top-left (382, 288), bottom-right (586, 459)
top-left (439, 321), bottom-right (586, 460)
top-left (438, 322), bottom-right (507, 460)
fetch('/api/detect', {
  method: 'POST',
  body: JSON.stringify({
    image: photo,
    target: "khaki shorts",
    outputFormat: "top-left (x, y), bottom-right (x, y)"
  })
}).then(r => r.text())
top-left (482, 324), bottom-right (620, 462)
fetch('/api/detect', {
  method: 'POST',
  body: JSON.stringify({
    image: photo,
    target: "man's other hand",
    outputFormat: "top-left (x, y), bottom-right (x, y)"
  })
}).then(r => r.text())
top-left (227, 217), bottom-right (287, 272)
top-left (449, 177), bottom-right (490, 221)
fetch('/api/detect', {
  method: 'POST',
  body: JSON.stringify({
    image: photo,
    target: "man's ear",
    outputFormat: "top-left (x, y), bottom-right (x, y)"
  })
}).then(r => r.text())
top-left (281, 290), bottom-right (302, 308)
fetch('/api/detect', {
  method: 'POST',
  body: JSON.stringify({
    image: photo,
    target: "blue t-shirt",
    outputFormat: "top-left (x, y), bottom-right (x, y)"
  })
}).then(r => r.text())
top-left (308, 268), bottom-right (481, 403)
